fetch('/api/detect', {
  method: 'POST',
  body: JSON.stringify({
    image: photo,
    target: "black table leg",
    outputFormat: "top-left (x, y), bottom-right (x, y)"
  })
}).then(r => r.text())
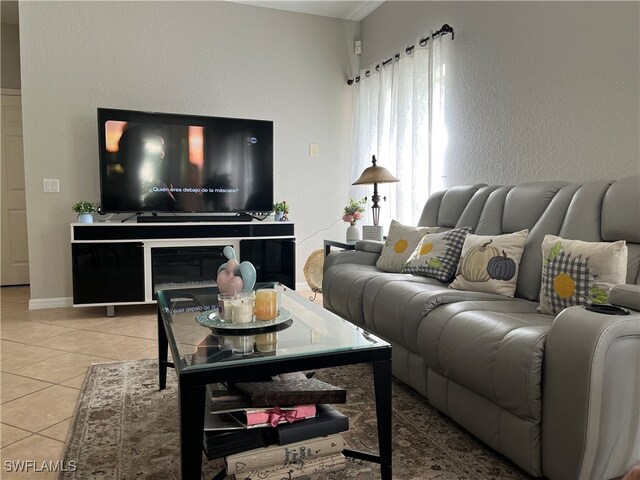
top-left (179, 382), bottom-right (206, 480)
top-left (158, 306), bottom-right (168, 390)
top-left (373, 359), bottom-right (392, 480)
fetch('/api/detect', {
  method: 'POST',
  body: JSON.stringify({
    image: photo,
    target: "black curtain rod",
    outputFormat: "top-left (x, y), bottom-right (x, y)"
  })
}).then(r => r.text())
top-left (347, 24), bottom-right (454, 86)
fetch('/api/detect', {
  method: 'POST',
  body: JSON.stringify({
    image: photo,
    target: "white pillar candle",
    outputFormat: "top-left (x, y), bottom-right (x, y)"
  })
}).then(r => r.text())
top-left (231, 297), bottom-right (254, 324)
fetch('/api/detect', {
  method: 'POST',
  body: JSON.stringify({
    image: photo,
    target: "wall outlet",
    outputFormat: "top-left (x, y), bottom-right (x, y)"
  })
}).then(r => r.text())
top-left (309, 143), bottom-right (319, 157)
top-left (43, 178), bottom-right (60, 192)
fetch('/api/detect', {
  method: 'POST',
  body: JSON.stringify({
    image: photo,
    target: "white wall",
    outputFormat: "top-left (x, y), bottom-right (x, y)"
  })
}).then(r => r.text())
top-left (360, 1), bottom-right (640, 188)
top-left (19, 1), bottom-right (359, 302)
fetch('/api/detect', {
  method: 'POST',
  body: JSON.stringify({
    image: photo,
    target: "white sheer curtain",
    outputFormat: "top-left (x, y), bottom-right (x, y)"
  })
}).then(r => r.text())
top-left (350, 35), bottom-right (447, 229)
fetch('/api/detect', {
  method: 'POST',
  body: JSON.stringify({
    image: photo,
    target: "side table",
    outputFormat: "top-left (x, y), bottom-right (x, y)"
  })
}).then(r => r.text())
top-left (324, 239), bottom-right (356, 257)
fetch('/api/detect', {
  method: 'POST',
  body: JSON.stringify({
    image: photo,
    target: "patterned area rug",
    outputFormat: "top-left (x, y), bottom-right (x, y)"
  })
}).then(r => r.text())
top-left (60, 359), bottom-right (531, 480)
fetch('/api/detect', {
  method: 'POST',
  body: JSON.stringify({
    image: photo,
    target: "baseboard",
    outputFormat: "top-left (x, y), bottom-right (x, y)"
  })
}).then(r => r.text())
top-left (29, 297), bottom-right (73, 310)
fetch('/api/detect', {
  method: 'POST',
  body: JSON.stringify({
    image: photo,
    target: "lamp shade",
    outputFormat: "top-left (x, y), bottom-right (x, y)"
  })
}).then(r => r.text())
top-left (352, 155), bottom-right (399, 185)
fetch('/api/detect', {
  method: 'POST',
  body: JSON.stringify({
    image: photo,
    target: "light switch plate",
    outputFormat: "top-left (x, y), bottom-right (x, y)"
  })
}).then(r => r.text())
top-left (309, 143), bottom-right (319, 157)
top-left (43, 178), bottom-right (60, 193)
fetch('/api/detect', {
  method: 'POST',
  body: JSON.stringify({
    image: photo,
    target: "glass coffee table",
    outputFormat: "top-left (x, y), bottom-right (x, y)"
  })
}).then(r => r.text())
top-left (156, 282), bottom-right (392, 480)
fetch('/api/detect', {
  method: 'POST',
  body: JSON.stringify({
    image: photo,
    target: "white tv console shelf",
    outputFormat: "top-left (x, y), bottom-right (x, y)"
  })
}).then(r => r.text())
top-left (71, 221), bottom-right (295, 315)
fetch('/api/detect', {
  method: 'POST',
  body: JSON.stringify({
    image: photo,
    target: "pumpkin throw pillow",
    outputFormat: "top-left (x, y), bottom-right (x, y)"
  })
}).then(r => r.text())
top-left (449, 230), bottom-right (529, 297)
top-left (401, 227), bottom-right (472, 282)
top-left (537, 235), bottom-right (628, 315)
top-left (376, 220), bottom-right (441, 273)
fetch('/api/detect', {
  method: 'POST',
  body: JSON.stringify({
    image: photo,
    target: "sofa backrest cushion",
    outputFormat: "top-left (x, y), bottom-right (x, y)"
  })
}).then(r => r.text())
top-left (559, 180), bottom-right (613, 241)
top-left (418, 190), bottom-right (445, 227)
top-left (475, 187), bottom-right (512, 235)
top-left (503, 182), bottom-right (568, 233)
top-left (418, 184), bottom-right (485, 228)
top-left (602, 176), bottom-right (640, 243)
top-left (418, 175), bottom-right (640, 300)
top-left (455, 185), bottom-right (501, 231)
top-left (601, 175), bottom-right (640, 284)
top-left (514, 183), bottom-right (582, 300)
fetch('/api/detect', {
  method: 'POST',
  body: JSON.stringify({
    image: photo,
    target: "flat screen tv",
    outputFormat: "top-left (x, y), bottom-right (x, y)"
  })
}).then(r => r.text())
top-left (98, 108), bottom-right (273, 214)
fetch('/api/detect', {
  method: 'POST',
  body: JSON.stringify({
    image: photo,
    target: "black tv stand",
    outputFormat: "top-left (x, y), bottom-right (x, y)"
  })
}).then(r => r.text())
top-left (136, 213), bottom-right (253, 223)
top-left (70, 221), bottom-right (296, 311)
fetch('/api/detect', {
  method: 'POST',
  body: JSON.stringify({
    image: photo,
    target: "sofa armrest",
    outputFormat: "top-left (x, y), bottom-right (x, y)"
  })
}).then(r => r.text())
top-left (609, 284), bottom-right (640, 312)
top-left (355, 240), bottom-right (384, 254)
top-left (541, 305), bottom-right (640, 480)
top-left (323, 249), bottom-right (380, 272)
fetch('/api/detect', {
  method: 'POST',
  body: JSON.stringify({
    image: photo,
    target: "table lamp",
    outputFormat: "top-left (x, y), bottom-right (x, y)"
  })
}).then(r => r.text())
top-left (352, 155), bottom-right (400, 239)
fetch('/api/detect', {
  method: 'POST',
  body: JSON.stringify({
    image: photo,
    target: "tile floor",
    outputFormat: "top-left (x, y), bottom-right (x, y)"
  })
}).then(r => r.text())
top-left (0, 285), bottom-right (322, 478)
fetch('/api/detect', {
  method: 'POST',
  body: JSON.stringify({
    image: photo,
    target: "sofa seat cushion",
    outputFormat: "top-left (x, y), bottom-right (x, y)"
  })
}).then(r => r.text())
top-left (419, 300), bottom-right (552, 420)
top-left (361, 277), bottom-right (513, 355)
top-left (323, 263), bottom-right (443, 326)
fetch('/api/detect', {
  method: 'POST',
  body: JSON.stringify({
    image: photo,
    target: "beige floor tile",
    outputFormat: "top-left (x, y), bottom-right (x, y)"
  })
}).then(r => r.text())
top-left (1, 304), bottom-right (108, 324)
top-left (1, 385), bottom-right (79, 433)
top-left (122, 347), bottom-right (158, 361)
top-left (0, 341), bottom-right (67, 372)
top-left (0, 288), bottom-right (30, 304)
top-left (12, 353), bottom-right (108, 384)
top-left (38, 418), bottom-right (71, 442)
top-left (97, 336), bottom-right (158, 361)
top-left (0, 319), bottom-right (76, 345)
top-left (83, 316), bottom-right (158, 340)
top-left (0, 424), bottom-right (31, 448)
top-left (31, 330), bottom-right (127, 355)
top-left (174, 328), bottom-right (211, 350)
top-left (34, 330), bottom-right (158, 360)
top-left (1, 373), bottom-right (53, 404)
top-left (0, 434), bottom-right (64, 479)
top-left (170, 322), bottom-right (201, 335)
top-left (38, 316), bottom-right (117, 329)
top-left (59, 374), bottom-right (86, 390)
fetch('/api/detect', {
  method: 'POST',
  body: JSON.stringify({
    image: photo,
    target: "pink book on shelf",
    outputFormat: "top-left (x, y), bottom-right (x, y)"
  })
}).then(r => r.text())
top-left (243, 405), bottom-right (316, 428)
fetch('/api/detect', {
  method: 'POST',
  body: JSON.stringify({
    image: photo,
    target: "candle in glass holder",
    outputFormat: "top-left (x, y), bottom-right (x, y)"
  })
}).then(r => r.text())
top-left (256, 332), bottom-right (277, 353)
top-left (217, 293), bottom-right (236, 321)
top-left (231, 295), bottom-right (254, 324)
top-left (255, 289), bottom-right (278, 321)
top-left (232, 335), bottom-right (255, 354)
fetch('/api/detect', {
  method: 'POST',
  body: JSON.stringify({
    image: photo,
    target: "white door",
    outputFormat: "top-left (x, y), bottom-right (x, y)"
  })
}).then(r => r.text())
top-left (1, 92), bottom-right (29, 285)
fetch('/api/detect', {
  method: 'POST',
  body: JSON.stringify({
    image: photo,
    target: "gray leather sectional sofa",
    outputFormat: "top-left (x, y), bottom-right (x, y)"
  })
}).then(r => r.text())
top-left (323, 176), bottom-right (640, 480)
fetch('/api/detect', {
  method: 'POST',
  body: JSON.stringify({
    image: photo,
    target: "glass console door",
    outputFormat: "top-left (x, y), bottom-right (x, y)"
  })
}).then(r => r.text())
top-left (72, 242), bottom-right (145, 304)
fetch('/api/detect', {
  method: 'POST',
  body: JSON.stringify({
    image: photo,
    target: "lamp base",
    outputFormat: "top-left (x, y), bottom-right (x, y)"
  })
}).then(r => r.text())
top-left (362, 225), bottom-right (384, 242)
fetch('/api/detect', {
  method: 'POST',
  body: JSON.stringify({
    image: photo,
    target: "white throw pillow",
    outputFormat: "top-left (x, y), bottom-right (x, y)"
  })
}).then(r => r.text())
top-left (449, 230), bottom-right (529, 297)
top-left (376, 220), bottom-right (441, 273)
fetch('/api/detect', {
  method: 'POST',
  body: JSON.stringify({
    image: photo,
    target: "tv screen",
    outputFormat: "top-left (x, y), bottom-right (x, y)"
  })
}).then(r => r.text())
top-left (98, 108), bottom-right (273, 214)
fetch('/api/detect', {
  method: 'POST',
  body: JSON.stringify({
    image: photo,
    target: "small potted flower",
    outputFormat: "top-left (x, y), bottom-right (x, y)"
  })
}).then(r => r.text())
top-left (343, 198), bottom-right (366, 241)
top-left (273, 201), bottom-right (289, 222)
top-left (72, 201), bottom-right (97, 224)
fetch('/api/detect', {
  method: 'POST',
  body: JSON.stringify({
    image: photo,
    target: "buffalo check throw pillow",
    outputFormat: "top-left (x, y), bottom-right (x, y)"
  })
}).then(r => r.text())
top-left (537, 235), bottom-right (628, 315)
top-left (401, 227), bottom-right (472, 282)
